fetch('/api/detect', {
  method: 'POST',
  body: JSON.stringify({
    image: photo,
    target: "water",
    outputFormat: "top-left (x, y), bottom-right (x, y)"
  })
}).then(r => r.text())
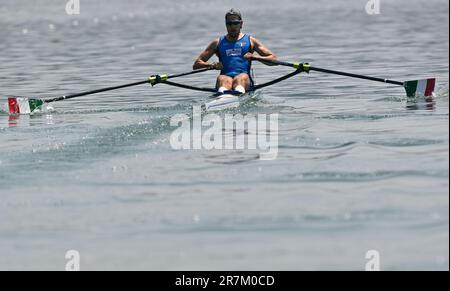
top-left (0, 0), bottom-right (448, 270)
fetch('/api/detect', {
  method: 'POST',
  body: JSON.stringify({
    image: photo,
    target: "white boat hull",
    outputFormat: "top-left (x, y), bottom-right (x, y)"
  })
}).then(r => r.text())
top-left (204, 91), bottom-right (253, 111)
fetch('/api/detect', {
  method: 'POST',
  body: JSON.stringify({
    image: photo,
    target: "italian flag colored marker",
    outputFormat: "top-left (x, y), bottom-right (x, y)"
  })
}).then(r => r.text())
top-left (404, 78), bottom-right (436, 98)
top-left (8, 97), bottom-right (44, 114)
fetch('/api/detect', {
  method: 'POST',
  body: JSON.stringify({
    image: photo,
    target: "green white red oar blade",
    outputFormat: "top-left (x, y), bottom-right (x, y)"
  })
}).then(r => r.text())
top-left (404, 78), bottom-right (436, 98)
top-left (8, 97), bottom-right (44, 115)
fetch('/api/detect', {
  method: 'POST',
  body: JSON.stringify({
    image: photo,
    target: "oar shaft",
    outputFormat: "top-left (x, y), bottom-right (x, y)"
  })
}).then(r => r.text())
top-left (167, 67), bottom-right (212, 79)
top-left (309, 66), bottom-right (404, 86)
top-left (44, 68), bottom-right (212, 103)
top-left (270, 60), bottom-right (297, 68)
top-left (45, 80), bottom-right (149, 103)
top-left (257, 58), bottom-right (404, 86)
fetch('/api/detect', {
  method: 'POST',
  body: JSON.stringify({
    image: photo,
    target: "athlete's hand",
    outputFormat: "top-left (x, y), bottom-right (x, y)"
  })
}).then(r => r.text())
top-left (209, 62), bottom-right (223, 70)
top-left (243, 52), bottom-right (254, 61)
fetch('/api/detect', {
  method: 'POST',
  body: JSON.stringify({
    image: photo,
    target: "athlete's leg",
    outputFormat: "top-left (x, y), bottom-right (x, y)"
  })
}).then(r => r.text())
top-left (216, 75), bottom-right (233, 92)
top-left (232, 73), bottom-right (251, 93)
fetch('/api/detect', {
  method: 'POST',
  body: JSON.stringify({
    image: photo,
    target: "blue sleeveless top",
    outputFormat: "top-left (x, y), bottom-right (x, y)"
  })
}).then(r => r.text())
top-left (217, 34), bottom-right (252, 77)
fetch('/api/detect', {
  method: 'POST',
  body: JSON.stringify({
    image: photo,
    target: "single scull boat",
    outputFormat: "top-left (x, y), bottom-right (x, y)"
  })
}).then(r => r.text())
top-left (3, 60), bottom-right (436, 115)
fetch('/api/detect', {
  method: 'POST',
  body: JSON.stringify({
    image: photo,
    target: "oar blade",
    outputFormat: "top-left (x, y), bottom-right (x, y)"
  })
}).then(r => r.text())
top-left (7, 97), bottom-right (44, 115)
top-left (404, 78), bottom-right (436, 98)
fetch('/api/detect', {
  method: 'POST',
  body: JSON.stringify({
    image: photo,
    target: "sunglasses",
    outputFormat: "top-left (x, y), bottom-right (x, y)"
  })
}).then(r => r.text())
top-left (226, 20), bottom-right (242, 26)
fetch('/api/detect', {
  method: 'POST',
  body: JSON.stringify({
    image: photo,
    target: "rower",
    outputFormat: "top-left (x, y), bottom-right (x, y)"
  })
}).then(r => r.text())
top-left (193, 8), bottom-right (278, 94)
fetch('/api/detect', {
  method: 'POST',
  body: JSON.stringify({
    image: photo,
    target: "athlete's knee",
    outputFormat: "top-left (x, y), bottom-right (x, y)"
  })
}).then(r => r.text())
top-left (233, 74), bottom-right (250, 87)
top-left (217, 75), bottom-right (232, 84)
top-left (233, 75), bottom-right (250, 87)
top-left (216, 75), bottom-right (233, 90)
top-left (235, 73), bottom-right (249, 81)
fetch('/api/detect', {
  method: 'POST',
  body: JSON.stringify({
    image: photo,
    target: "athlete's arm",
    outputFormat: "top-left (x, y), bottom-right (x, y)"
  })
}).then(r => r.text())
top-left (193, 39), bottom-right (223, 70)
top-left (244, 37), bottom-right (278, 66)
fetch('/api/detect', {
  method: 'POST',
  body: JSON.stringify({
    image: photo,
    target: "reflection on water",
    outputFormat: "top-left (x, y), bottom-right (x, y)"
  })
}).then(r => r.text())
top-left (7, 114), bottom-right (21, 127)
top-left (1, 113), bottom-right (55, 128)
top-left (406, 96), bottom-right (436, 111)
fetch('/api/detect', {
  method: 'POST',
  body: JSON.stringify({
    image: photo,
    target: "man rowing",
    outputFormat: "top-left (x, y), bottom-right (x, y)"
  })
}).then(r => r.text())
top-left (193, 8), bottom-right (277, 95)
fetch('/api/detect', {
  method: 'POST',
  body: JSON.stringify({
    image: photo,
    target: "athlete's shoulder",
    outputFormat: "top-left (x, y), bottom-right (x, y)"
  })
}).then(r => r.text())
top-left (248, 35), bottom-right (257, 51)
top-left (249, 36), bottom-right (260, 43)
top-left (250, 36), bottom-right (265, 47)
top-left (207, 37), bottom-right (220, 49)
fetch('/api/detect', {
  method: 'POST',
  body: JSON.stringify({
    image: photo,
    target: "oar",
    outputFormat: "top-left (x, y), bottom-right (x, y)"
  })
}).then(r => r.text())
top-left (254, 58), bottom-right (436, 98)
top-left (5, 68), bottom-right (212, 115)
